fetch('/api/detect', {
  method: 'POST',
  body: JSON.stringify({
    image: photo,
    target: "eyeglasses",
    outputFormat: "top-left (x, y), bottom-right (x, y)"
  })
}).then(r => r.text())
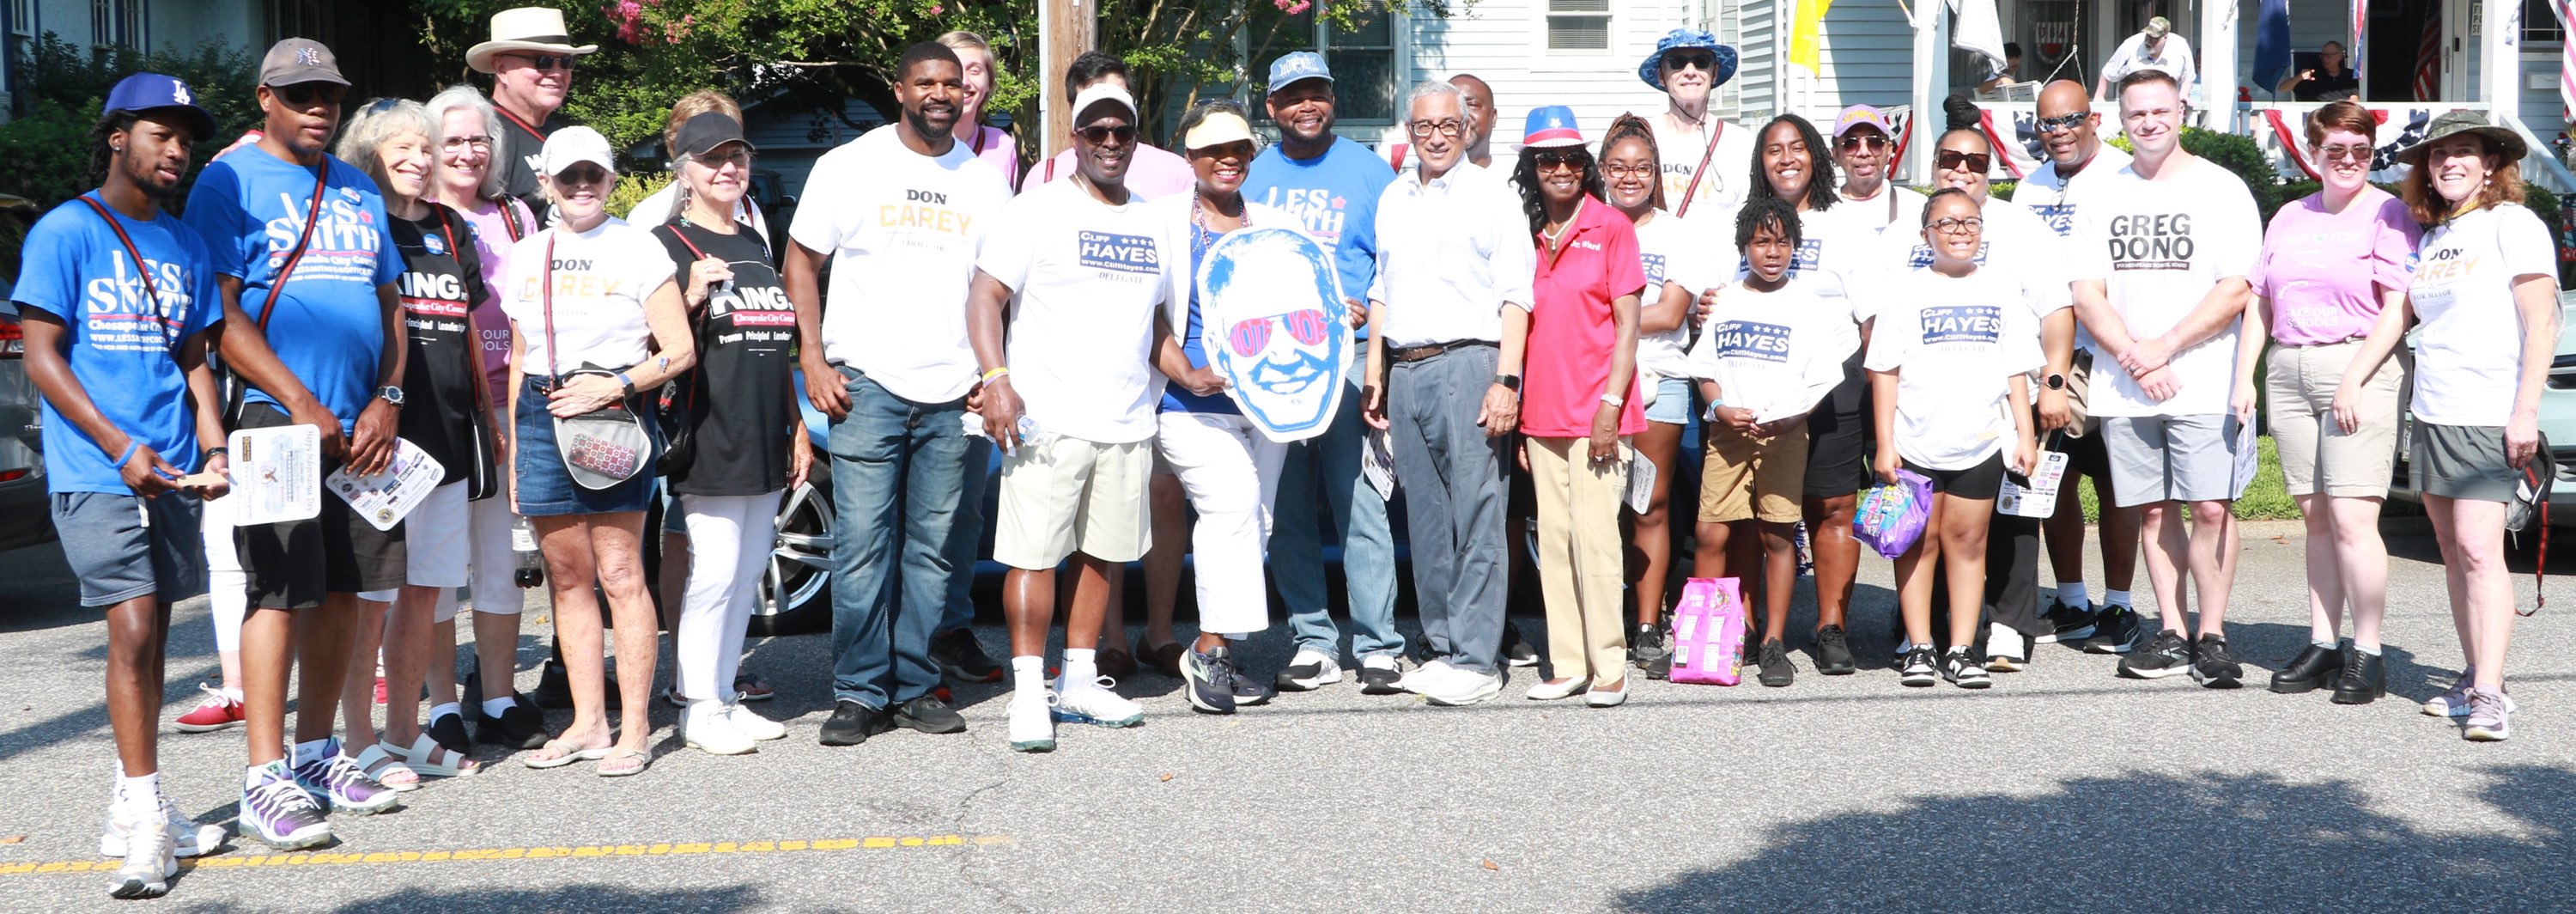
top-left (2033, 112), bottom-right (2089, 134)
top-left (1837, 134), bottom-right (1888, 151)
top-left (271, 82), bottom-right (346, 108)
top-left (1926, 216), bottom-right (1984, 235)
top-left (508, 52), bottom-right (577, 71)
top-left (1227, 308), bottom-right (1332, 356)
top-left (1534, 149), bottom-right (1590, 171)
top-left (1601, 162), bottom-right (1656, 179)
top-left (1076, 124), bottom-right (1138, 144)
top-left (2315, 143), bottom-right (2372, 162)
top-left (440, 135), bottom-right (495, 152)
top-left (1407, 119), bottom-right (1465, 138)
top-left (1935, 149), bottom-right (1992, 172)
top-left (1662, 50), bottom-right (1718, 72)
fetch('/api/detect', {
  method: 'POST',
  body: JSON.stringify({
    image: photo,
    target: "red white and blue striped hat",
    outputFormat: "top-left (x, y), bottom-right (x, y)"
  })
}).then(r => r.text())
top-left (1522, 106), bottom-right (1583, 149)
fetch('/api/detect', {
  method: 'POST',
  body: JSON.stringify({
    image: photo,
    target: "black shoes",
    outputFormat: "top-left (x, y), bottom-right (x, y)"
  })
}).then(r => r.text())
top-left (817, 700), bottom-right (892, 746)
top-left (1897, 646), bottom-right (1938, 686)
top-left (2117, 630), bottom-right (2195, 679)
top-left (1358, 660), bottom-right (1406, 695)
top-left (427, 711), bottom-right (474, 756)
top-left (1941, 648), bottom-right (1992, 689)
top-left (1754, 639), bottom-right (1795, 687)
top-left (2330, 644), bottom-right (2386, 704)
top-left (2036, 600), bottom-right (2099, 644)
top-left (893, 696), bottom-right (968, 734)
top-left (473, 695), bottom-right (548, 750)
top-left (2269, 643), bottom-right (2342, 694)
top-left (2079, 606), bottom-right (2144, 655)
top-left (2190, 634), bottom-right (2244, 689)
top-left (1631, 624), bottom-right (1673, 679)
top-left (928, 629), bottom-right (1005, 684)
top-left (1813, 625), bottom-right (1856, 675)
top-left (530, 658), bottom-right (621, 711)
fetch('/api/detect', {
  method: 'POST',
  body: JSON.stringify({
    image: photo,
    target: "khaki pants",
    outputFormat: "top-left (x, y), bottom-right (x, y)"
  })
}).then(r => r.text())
top-left (1527, 436), bottom-right (1631, 686)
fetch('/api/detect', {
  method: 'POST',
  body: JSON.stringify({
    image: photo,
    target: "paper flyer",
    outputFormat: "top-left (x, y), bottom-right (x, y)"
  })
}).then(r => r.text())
top-left (326, 438), bottom-right (447, 532)
top-left (1997, 448), bottom-right (2069, 519)
top-left (1361, 428), bottom-right (1396, 501)
top-left (228, 424), bottom-right (322, 526)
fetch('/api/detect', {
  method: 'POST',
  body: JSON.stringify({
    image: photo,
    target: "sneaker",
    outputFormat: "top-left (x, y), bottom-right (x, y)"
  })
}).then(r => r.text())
top-left (726, 702), bottom-right (789, 741)
top-left (1631, 625), bottom-right (1674, 679)
top-left (928, 628), bottom-right (1005, 684)
top-left (173, 683), bottom-right (245, 733)
top-left (1942, 648), bottom-right (1992, 689)
top-left (1232, 668), bottom-right (1276, 707)
top-left (1182, 646), bottom-right (1241, 715)
top-left (474, 696), bottom-right (549, 750)
top-left (1503, 625), bottom-right (1541, 667)
top-left (1984, 623), bottom-right (2029, 673)
top-left (293, 743), bottom-right (398, 815)
top-left (240, 761), bottom-right (330, 850)
top-left (426, 711), bottom-right (473, 756)
top-left (817, 700), bottom-right (890, 746)
top-left (2190, 633), bottom-right (2244, 688)
top-left (682, 704), bottom-right (757, 756)
top-left (2269, 643), bottom-right (2342, 694)
top-left (1421, 667), bottom-right (1505, 706)
top-left (1053, 676), bottom-right (1145, 728)
top-left (2421, 670), bottom-right (2518, 718)
top-left (1007, 692), bottom-right (1055, 753)
top-left (2463, 687), bottom-right (2514, 741)
top-left (1398, 658), bottom-right (1455, 695)
top-left (1812, 625), bottom-right (1856, 676)
top-left (1358, 655), bottom-right (1406, 695)
top-left (2117, 630), bottom-right (2196, 679)
top-left (1898, 647), bottom-right (1939, 686)
top-left (105, 805), bottom-right (173, 899)
top-left (893, 696), bottom-right (968, 734)
top-left (2079, 606), bottom-right (2144, 655)
top-left (2330, 646), bottom-right (2386, 705)
top-left (99, 799), bottom-right (224, 859)
top-left (2035, 599), bottom-right (2099, 644)
top-left (1273, 649), bottom-right (1345, 692)
top-left (1753, 639), bottom-right (1794, 687)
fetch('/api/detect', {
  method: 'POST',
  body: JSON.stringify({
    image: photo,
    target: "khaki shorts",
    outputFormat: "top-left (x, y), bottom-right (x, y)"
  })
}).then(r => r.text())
top-left (1699, 423), bottom-right (1809, 524)
top-left (2266, 339), bottom-right (2403, 498)
top-left (993, 436), bottom-right (1154, 569)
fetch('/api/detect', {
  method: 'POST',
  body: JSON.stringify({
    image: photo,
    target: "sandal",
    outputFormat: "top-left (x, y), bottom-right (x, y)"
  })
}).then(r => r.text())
top-left (595, 747), bottom-right (650, 777)
top-left (350, 742), bottom-right (422, 791)
top-left (733, 672), bottom-right (775, 702)
top-left (522, 734), bottom-right (613, 770)
top-left (390, 734), bottom-right (482, 778)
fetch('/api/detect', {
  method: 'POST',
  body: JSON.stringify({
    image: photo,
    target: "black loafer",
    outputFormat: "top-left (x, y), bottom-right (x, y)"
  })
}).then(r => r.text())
top-left (2269, 643), bottom-right (2342, 694)
top-left (427, 711), bottom-right (474, 756)
top-left (474, 696), bottom-right (548, 750)
top-left (818, 700), bottom-right (892, 746)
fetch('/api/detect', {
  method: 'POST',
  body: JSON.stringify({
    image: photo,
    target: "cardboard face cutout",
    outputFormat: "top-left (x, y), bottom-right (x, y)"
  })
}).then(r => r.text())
top-left (1200, 227), bottom-right (1350, 442)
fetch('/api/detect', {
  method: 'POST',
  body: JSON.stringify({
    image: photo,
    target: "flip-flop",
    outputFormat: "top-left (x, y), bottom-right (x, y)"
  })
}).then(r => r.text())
top-left (351, 742), bottom-right (422, 791)
top-left (392, 734), bottom-right (482, 778)
top-left (595, 747), bottom-right (649, 778)
top-left (733, 673), bottom-right (775, 702)
top-left (522, 735), bottom-right (612, 770)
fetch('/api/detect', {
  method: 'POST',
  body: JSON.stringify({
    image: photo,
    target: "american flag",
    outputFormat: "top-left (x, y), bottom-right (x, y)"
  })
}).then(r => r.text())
top-left (2555, 1), bottom-right (2576, 121)
top-left (2413, 12), bottom-right (2440, 102)
top-left (2348, 0), bottom-right (2366, 76)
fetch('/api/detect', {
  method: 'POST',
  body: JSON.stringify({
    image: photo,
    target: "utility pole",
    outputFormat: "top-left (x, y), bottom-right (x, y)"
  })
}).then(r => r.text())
top-left (1037, 0), bottom-right (1096, 162)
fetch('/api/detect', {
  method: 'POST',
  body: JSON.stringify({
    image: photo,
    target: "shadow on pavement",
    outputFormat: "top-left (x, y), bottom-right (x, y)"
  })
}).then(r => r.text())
top-left (1613, 765), bottom-right (2576, 912)
top-left (216, 881), bottom-right (768, 914)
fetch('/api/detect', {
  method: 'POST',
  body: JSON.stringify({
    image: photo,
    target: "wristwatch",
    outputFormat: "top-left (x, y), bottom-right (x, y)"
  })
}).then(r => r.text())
top-left (373, 386), bottom-right (405, 407)
top-left (2044, 373), bottom-right (2068, 391)
top-left (1494, 374), bottom-right (1522, 392)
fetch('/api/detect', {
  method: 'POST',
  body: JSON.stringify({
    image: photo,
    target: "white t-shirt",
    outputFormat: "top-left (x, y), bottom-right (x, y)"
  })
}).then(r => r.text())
top-left (2407, 204), bottom-right (2560, 426)
top-left (1864, 267), bottom-right (2044, 470)
top-left (1880, 196), bottom-right (2075, 317)
top-left (1684, 273), bottom-right (1859, 423)
top-left (1741, 208), bottom-right (1886, 322)
top-left (1834, 183), bottom-right (1932, 235)
top-left (2067, 155), bottom-right (2261, 417)
top-left (975, 180), bottom-right (1175, 443)
top-left (2099, 32), bottom-right (2197, 102)
top-left (501, 217), bottom-right (677, 373)
top-left (2014, 144), bottom-right (2129, 350)
top-left (1652, 115), bottom-right (1758, 224)
top-left (790, 126), bottom-right (1012, 403)
top-left (1635, 210), bottom-right (1730, 379)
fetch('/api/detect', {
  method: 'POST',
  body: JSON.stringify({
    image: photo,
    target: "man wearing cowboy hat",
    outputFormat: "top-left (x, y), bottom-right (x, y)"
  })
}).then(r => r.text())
top-left (1640, 28), bottom-right (1753, 222)
top-left (467, 7), bottom-right (598, 214)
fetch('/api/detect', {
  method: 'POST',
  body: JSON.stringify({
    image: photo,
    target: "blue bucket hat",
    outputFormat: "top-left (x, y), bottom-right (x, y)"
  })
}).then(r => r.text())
top-left (1638, 28), bottom-right (1738, 91)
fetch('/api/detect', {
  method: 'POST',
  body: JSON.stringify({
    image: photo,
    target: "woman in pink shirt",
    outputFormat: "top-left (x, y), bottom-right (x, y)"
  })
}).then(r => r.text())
top-left (2231, 100), bottom-right (2420, 704)
top-left (1511, 107), bottom-right (1647, 706)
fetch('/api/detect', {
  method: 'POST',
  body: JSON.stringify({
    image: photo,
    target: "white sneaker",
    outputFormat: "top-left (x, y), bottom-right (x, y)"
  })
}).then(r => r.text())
top-left (682, 703), bottom-right (756, 756)
top-left (1274, 649), bottom-right (1346, 692)
top-left (1398, 658), bottom-right (1455, 694)
top-left (1984, 622), bottom-right (2027, 672)
top-left (1423, 667), bottom-right (1504, 706)
top-left (1524, 678), bottom-right (1587, 700)
top-left (1007, 691), bottom-right (1056, 753)
top-left (106, 805), bottom-right (173, 899)
top-left (99, 798), bottom-right (224, 858)
top-left (725, 701), bottom-right (787, 741)
top-left (1052, 676), bottom-right (1145, 728)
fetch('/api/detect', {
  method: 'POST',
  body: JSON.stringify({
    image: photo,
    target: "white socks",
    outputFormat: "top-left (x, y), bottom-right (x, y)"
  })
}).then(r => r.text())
top-left (290, 738), bottom-right (332, 767)
top-left (2105, 589), bottom-right (2134, 610)
top-left (114, 772), bottom-right (161, 817)
top-left (2056, 582), bottom-right (2088, 607)
top-left (428, 701), bottom-right (462, 723)
top-left (1012, 656), bottom-right (1046, 695)
top-left (481, 696), bottom-right (517, 718)
top-left (1061, 649), bottom-right (1097, 686)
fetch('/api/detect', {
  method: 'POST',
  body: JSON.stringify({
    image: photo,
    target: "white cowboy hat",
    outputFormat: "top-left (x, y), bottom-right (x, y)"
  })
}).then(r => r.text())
top-left (466, 7), bottom-right (599, 75)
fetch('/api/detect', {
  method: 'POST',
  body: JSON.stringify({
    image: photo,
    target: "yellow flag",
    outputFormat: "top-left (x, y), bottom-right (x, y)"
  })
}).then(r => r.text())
top-left (1789, 0), bottom-right (1835, 72)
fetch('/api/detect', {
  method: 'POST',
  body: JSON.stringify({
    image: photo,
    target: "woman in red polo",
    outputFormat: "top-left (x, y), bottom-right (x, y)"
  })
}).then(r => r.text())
top-left (1511, 106), bottom-right (1648, 706)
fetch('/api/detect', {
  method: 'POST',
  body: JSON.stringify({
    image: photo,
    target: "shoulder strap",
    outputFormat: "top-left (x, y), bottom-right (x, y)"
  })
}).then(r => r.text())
top-left (75, 196), bottom-right (164, 318)
top-left (540, 234), bottom-right (560, 383)
top-left (1674, 120), bottom-right (1723, 219)
top-left (1042, 155), bottom-right (1056, 184)
top-left (252, 168), bottom-right (331, 328)
top-left (497, 197), bottom-right (528, 241)
top-left (430, 204), bottom-right (496, 417)
top-left (1389, 142), bottom-right (1407, 171)
top-left (655, 222), bottom-right (711, 262)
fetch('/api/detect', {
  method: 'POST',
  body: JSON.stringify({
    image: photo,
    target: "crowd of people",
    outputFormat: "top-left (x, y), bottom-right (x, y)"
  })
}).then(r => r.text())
top-left (20, 8), bottom-right (2556, 900)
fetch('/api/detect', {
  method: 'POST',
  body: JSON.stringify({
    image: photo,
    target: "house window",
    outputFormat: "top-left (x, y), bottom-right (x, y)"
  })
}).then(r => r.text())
top-left (1249, 1), bottom-right (1405, 124)
top-left (1546, 0), bottom-right (1613, 54)
top-left (90, 0), bottom-right (142, 49)
top-left (9, 0), bottom-right (34, 38)
top-left (2526, 0), bottom-right (2565, 46)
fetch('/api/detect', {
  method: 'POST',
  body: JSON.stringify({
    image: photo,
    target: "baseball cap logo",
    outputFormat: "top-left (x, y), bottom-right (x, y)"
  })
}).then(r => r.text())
top-left (297, 46), bottom-right (320, 66)
top-left (172, 82), bottom-right (190, 104)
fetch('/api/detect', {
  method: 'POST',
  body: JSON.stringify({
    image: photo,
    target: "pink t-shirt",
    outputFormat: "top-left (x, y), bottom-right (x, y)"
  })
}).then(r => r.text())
top-left (1024, 142), bottom-right (1197, 201)
top-left (1523, 197), bottom-right (1649, 439)
top-left (963, 125), bottom-right (1021, 192)
top-left (453, 195), bottom-right (538, 411)
top-left (2249, 186), bottom-right (2420, 345)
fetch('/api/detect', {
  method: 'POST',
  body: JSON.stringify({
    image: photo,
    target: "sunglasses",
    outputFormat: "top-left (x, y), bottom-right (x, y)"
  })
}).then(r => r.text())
top-left (1227, 309), bottom-right (1332, 357)
top-left (1837, 133), bottom-right (1888, 151)
top-left (2315, 143), bottom-right (2372, 162)
top-left (554, 164), bottom-right (610, 186)
top-left (1534, 149), bottom-right (1590, 170)
top-left (1662, 50), bottom-right (1719, 72)
top-left (1077, 124), bottom-right (1138, 144)
top-left (1935, 149), bottom-right (1992, 172)
top-left (271, 82), bottom-right (346, 108)
top-left (2033, 112), bottom-right (2088, 134)
top-left (508, 52), bottom-right (577, 71)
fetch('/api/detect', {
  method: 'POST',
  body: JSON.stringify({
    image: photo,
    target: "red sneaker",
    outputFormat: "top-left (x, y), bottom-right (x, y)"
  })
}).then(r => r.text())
top-left (173, 684), bottom-right (245, 733)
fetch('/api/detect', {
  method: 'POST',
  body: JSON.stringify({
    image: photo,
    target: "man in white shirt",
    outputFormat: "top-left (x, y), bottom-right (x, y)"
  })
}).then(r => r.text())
top-left (1641, 28), bottom-right (1755, 222)
top-left (2095, 15), bottom-right (2196, 104)
top-left (2067, 70), bottom-right (2260, 687)
top-left (787, 42), bottom-right (1009, 748)
top-left (1360, 80), bottom-right (1536, 706)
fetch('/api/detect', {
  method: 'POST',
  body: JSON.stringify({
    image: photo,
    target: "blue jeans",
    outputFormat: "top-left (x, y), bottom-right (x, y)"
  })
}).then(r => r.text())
top-left (826, 368), bottom-right (969, 710)
top-left (1273, 357), bottom-right (1404, 661)
top-left (936, 436), bottom-right (993, 635)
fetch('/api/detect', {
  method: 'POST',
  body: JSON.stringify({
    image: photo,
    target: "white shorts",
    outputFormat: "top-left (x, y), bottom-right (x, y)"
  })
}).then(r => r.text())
top-left (404, 483), bottom-right (471, 588)
top-left (993, 436), bottom-right (1153, 569)
top-left (434, 495), bottom-right (526, 623)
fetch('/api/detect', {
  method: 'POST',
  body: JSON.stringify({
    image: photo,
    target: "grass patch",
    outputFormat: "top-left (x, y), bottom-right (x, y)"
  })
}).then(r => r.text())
top-left (2069, 435), bottom-right (2301, 522)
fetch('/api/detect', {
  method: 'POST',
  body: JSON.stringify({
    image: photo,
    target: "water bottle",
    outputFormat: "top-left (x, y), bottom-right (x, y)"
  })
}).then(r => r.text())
top-left (1015, 416), bottom-right (1055, 449)
top-left (511, 516), bottom-right (545, 588)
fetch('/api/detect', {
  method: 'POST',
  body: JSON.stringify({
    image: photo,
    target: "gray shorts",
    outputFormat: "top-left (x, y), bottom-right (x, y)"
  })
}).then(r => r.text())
top-left (2410, 423), bottom-right (2518, 503)
top-left (2102, 414), bottom-right (2245, 508)
top-left (50, 491), bottom-right (208, 607)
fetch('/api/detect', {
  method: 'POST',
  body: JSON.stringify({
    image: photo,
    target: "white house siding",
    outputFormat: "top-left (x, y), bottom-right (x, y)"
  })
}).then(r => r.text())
top-left (2228, 0), bottom-right (2352, 103)
top-left (2518, 52), bottom-right (2567, 141)
top-left (1802, 0), bottom-right (1912, 116)
top-left (1407, 0), bottom-right (1708, 150)
top-left (1735, 0), bottom-right (1780, 121)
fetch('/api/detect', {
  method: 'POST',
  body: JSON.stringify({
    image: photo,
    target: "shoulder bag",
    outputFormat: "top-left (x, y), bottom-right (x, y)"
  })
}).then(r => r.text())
top-left (429, 205), bottom-right (501, 500)
top-left (648, 222), bottom-right (716, 478)
top-left (537, 233), bottom-right (653, 491)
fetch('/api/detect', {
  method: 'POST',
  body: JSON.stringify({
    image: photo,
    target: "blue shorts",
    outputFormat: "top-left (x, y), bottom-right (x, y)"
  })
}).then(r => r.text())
top-left (52, 491), bottom-right (207, 607)
top-left (513, 375), bottom-right (662, 517)
top-left (1644, 375), bottom-right (1695, 425)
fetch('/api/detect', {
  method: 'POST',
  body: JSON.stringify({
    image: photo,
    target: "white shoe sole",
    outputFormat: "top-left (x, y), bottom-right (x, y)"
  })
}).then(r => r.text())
top-left (1585, 690), bottom-right (1628, 707)
top-left (106, 861), bottom-right (174, 899)
top-left (1426, 682), bottom-right (1503, 706)
top-left (1524, 682), bottom-right (1586, 700)
top-left (100, 822), bottom-right (225, 858)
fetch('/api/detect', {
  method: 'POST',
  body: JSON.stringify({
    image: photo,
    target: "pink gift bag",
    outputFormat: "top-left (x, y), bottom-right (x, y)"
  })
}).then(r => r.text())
top-left (1668, 577), bottom-right (1747, 686)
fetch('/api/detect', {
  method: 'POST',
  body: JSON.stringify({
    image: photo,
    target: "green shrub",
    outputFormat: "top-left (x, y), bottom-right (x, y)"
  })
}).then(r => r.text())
top-left (0, 35), bottom-right (260, 210)
top-left (605, 173), bottom-right (672, 220)
top-left (2179, 126), bottom-right (2287, 222)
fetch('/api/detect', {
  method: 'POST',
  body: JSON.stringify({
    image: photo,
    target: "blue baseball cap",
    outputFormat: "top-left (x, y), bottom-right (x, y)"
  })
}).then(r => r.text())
top-left (1522, 106), bottom-right (1584, 149)
top-left (1638, 28), bottom-right (1739, 91)
top-left (103, 72), bottom-right (218, 142)
top-left (1267, 52), bottom-right (1334, 93)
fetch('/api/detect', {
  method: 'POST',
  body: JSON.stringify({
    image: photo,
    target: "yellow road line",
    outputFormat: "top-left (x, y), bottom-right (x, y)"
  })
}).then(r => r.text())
top-left (0, 834), bottom-right (1014, 876)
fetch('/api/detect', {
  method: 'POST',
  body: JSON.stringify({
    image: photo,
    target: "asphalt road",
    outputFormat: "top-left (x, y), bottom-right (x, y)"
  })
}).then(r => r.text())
top-left (0, 517), bottom-right (2568, 912)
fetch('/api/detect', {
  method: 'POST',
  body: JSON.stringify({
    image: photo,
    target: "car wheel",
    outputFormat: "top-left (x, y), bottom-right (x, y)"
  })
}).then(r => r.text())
top-left (749, 472), bottom-right (834, 637)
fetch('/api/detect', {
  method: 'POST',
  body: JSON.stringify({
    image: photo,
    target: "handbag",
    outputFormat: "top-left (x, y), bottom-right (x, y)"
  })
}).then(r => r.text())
top-left (223, 168), bottom-right (331, 427)
top-left (428, 205), bottom-right (501, 500)
top-left (1667, 577), bottom-right (1747, 686)
top-left (648, 223), bottom-right (717, 478)
top-left (2507, 433), bottom-right (2553, 617)
top-left (537, 234), bottom-right (653, 491)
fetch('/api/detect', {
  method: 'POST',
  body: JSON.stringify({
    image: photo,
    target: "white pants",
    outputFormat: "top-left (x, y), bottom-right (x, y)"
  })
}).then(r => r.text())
top-left (201, 492), bottom-right (243, 652)
top-left (675, 491), bottom-right (782, 702)
top-left (435, 494), bottom-right (526, 623)
top-left (1155, 412), bottom-right (1286, 637)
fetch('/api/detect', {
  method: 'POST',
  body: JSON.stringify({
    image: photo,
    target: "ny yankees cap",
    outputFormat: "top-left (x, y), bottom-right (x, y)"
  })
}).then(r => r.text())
top-left (103, 72), bottom-right (218, 141)
top-left (259, 37), bottom-right (350, 88)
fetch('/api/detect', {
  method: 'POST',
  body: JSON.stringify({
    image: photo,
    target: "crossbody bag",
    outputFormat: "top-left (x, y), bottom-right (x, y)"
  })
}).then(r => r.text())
top-left (648, 223), bottom-right (718, 477)
top-left (224, 168), bottom-right (331, 427)
top-left (537, 234), bottom-right (653, 490)
top-left (428, 205), bottom-right (501, 500)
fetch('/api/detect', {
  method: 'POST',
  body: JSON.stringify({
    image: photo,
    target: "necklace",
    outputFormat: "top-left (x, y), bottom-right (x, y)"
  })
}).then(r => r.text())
top-left (1540, 197), bottom-right (1583, 251)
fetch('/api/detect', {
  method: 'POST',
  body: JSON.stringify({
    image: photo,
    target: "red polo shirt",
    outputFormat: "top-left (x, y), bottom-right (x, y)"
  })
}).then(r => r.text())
top-left (1523, 196), bottom-right (1648, 439)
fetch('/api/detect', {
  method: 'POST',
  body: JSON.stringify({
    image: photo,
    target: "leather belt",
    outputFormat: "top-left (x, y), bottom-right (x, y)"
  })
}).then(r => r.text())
top-left (1388, 339), bottom-right (1496, 364)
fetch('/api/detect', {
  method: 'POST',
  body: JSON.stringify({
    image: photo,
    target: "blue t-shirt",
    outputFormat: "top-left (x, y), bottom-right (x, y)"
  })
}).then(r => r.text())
top-left (1243, 137), bottom-right (1392, 339)
top-left (181, 146), bottom-right (402, 432)
top-left (1160, 224), bottom-right (1240, 415)
top-left (15, 192), bottom-right (222, 494)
